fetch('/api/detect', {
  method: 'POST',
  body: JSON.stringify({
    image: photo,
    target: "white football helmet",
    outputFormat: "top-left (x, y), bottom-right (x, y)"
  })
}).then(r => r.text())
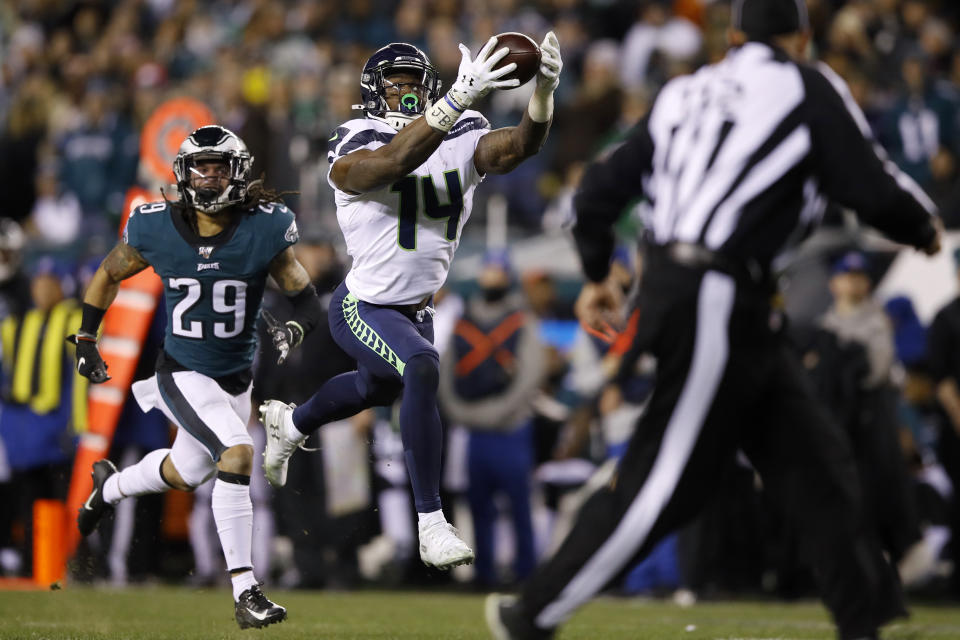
top-left (173, 125), bottom-right (253, 214)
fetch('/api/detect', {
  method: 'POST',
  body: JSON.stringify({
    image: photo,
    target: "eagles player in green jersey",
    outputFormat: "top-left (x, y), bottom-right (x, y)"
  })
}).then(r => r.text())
top-left (69, 126), bottom-right (322, 629)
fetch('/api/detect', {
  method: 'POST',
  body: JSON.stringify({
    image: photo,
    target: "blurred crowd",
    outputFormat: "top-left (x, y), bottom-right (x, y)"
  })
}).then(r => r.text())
top-left (2, 0), bottom-right (960, 246)
top-left (2, 0), bottom-right (960, 606)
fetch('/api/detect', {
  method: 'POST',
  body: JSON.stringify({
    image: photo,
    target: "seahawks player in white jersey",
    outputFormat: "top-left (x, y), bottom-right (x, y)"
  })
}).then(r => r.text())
top-left (71, 126), bottom-right (323, 629)
top-left (261, 34), bottom-right (562, 569)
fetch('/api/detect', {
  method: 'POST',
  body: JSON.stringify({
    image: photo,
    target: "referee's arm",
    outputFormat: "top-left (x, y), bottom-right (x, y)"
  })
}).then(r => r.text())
top-left (572, 119), bottom-right (654, 283)
top-left (802, 64), bottom-right (940, 252)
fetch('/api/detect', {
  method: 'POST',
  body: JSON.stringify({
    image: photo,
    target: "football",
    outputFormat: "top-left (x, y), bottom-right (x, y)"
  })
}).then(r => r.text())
top-left (492, 32), bottom-right (541, 87)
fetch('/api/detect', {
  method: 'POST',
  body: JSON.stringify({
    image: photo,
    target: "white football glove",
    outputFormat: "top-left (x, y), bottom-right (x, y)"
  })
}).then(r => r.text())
top-left (447, 37), bottom-right (520, 110)
top-left (535, 31), bottom-right (562, 96)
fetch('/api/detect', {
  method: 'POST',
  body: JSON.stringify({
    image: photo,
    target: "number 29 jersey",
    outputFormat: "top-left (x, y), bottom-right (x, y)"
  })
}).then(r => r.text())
top-left (123, 201), bottom-right (299, 377)
top-left (327, 112), bottom-right (491, 305)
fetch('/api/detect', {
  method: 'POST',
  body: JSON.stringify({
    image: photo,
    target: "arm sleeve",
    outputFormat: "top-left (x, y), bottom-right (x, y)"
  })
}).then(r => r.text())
top-left (288, 284), bottom-right (323, 337)
top-left (801, 64), bottom-right (938, 249)
top-left (573, 118), bottom-right (653, 282)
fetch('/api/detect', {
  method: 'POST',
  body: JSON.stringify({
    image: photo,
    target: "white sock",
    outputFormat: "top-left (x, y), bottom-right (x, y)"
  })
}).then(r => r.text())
top-left (231, 569), bottom-right (258, 601)
top-left (212, 476), bottom-right (254, 594)
top-left (417, 509), bottom-right (445, 531)
top-left (103, 448), bottom-right (171, 504)
top-left (285, 409), bottom-right (306, 441)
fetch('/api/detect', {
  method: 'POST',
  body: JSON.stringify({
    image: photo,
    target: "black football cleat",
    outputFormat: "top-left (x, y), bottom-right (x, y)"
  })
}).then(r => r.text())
top-left (235, 585), bottom-right (287, 629)
top-left (485, 594), bottom-right (555, 640)
top-left (77, 459), bottom-right (118, 536)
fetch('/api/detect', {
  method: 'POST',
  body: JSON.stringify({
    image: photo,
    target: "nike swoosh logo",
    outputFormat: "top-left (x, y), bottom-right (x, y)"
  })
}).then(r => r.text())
top-left (78, 357), bottom-right (86, 370)
top-left (329, 132), bottom-right (339, 141)
top-left (83, 488), bottom-right (98, 510)
top-left (245, 608), bottom-right (271, 620)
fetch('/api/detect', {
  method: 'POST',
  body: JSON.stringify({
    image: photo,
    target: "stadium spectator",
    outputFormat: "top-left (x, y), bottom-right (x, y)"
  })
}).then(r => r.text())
top-left (0, 219), bottom-right (30, 319)
top-left (876, 49), bottom-right (959, 190)
top-left (0, 257), bottom-right (81, 576)
top-left (820, 252), bottom-right (894, 390)
top-left (29, 163), bottom-right (83, 248)
top-left (884, 294), bottom-right (928, 372)
top-left (925, 247), bottom-right (960, 596)
top-left (73, 257), bottom-right (169, 586)
top-left (0, 220), bottom-right (30, 570)
top-left (54, 79), bottom-right (138, 231)
top-left (521, 271), bottom-right (572, 321)
top-left (619, 0), bottom-right (702, 92)
top-left (819, 251), bottom-right (932, 586)
top-left (438, 249), bottom-right (546, 587)
top-left (0, 74), bottom-right (53, 225)
top-left (254, 228), bottom-right (357, 589)
top-left (550, 39), bottom-right (623, 176)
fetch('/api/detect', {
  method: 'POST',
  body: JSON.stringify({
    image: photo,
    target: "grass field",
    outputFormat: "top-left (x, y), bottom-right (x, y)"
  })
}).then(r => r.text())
top-left (1, 586), bottom-right (958, 639)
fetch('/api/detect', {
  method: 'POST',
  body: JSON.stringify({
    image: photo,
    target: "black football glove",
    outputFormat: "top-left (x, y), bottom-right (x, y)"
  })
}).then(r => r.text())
top-left (66, 332), bottom-right (111, 383)
top-left (262, 309), bottom-right (304, 365)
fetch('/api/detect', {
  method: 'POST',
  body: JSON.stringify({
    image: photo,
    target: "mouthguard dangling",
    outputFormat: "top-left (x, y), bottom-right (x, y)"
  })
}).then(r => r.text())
top-left (400, 93), bottom-right (420, 114)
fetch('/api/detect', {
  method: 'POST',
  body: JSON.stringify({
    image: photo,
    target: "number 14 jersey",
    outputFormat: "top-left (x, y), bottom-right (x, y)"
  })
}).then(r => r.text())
top-left (123, 201), bottom-right (298, 377)
top-left (327, 112), bottom-right (491, 305)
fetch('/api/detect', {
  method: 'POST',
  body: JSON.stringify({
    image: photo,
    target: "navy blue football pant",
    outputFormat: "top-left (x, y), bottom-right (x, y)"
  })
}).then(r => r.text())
top-left (293, 282), bottom-right (442, 513)
top-left (467, 422), bottom-right (536, 586)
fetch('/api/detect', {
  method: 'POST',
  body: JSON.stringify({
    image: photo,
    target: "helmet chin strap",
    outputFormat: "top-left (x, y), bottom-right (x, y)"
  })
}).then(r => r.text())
top-left (190, 185), bottom-right (239, 213)
top-left (369, 93), bottom-right (427, 131)
top-left (369, 111), bottom-right (421, 131)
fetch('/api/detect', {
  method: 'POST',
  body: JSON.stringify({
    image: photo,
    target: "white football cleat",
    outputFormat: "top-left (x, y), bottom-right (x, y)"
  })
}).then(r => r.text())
top-left (418, 520), bottom-right (474, 570)
top-left (259, 399), bottom-right (304, 488)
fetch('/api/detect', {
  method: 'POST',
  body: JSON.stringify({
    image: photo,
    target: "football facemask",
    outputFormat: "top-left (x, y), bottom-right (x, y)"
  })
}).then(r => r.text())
top-left (356, 43), bottom-right (442, 131)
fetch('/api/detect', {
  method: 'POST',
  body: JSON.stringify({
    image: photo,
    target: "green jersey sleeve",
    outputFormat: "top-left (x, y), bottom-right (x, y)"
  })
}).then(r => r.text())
top-left (123, 201), bottom-right (169, 254)
top-left (261, 202), bottom-right (299, 259)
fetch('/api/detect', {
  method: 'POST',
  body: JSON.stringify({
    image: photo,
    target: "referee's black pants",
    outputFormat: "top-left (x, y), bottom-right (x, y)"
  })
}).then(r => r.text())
top-left (519, 259), bottom-right (904, 640)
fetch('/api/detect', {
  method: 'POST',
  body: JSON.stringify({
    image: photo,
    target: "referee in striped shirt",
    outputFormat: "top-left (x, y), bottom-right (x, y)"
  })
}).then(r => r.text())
top-left (486, 1), bottom-right (942, 639)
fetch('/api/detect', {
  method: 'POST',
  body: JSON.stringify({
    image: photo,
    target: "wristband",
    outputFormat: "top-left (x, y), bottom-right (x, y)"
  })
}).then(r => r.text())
top-left (289, 284), bottom-right (322, 337)
top-left (425, 92), bottom-right (466, 133)
top-left (80, 303), bottom-right (106, 335)
top-left (528, 91), bottom-right (553, 123)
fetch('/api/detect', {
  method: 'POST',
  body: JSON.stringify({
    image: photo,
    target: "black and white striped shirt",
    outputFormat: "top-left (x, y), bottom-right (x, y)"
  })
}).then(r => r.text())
top-left (574, 42), bottom-right (938, 282)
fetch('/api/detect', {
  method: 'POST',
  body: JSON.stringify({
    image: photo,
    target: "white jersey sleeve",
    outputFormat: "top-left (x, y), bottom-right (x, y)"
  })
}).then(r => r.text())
top-left (326, 112), bottom-right (491, 305)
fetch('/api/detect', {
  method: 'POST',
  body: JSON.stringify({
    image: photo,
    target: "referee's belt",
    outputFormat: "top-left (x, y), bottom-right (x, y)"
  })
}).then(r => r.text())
top-left (663, 242), bottom-right (765, 284)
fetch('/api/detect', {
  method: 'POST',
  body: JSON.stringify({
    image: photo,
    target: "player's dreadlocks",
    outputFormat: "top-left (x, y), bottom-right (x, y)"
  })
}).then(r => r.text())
top-left (161, 175), bottom-right (299, 234)
top-left (241, 176), bottom-right (298, 208)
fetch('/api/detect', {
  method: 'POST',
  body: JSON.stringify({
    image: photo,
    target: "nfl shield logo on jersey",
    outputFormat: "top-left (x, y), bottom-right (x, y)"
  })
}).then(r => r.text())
top-left (198, 246), bottom-right (214, 259)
